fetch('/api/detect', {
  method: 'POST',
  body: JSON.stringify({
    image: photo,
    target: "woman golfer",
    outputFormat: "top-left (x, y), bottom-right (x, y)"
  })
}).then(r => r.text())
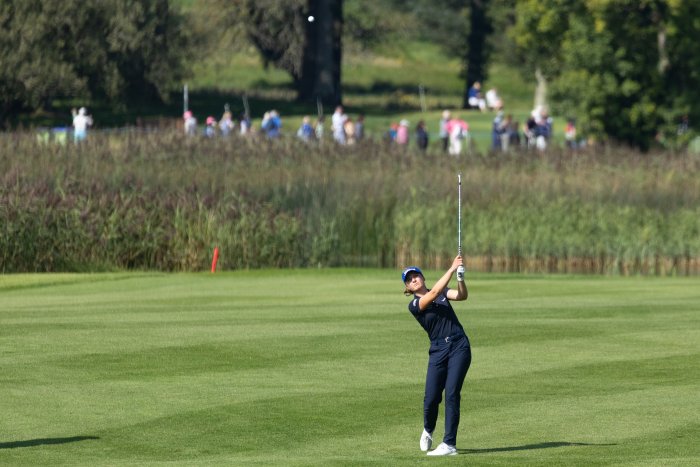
top-left (402, 256), bottom-right (470, 456)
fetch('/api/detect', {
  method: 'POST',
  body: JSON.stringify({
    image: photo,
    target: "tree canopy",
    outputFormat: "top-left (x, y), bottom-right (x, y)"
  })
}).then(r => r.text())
top-left (205, 0), bottom-right (344, 106)
top-left (508, 0), bottom-right (700, 149)
top-left (0, 0), bottom-right (192, 121)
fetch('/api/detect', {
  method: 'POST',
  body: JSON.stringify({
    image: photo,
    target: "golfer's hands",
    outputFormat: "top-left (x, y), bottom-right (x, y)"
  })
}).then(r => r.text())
top-left (452, 255), bottom-right (465, 281)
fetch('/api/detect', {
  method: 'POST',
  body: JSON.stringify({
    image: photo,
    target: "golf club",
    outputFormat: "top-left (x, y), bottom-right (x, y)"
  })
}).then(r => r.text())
top-left (458, 172), bottom-right (462, 257)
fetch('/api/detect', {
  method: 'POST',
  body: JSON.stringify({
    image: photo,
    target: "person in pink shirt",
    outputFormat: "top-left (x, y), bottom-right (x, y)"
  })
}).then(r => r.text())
top-left (396, 119), bottom-right (410, 145)
top-left (446, 118), bottom-right (469, 156)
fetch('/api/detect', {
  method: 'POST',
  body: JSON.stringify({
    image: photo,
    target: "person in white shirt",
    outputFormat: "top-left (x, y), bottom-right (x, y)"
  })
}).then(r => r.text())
top-left (485, 88), bottom-right (501, 110)
top-left (331, 106), bottom-right (347, 144)
top-left (183, 110), bottom-right (197, 136)
top-left (72, 107), bottom-right (93, 142)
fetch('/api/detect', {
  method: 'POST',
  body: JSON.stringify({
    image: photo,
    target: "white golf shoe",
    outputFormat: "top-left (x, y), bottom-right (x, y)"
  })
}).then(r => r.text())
top-left (419, 429), bottom-right (433, 452)
top-left (426, 442), bottom-right (457, 456)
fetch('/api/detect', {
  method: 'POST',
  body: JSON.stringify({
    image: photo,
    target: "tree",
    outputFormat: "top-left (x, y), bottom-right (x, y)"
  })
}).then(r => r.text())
top-left (240, 0), bottom-right (308, 84)
top-left (0, 0), bottom-right (94, 118)
top-left (299, 0), bottom-right (344, 106)
top-left (210, 0), bottom-right (343, 106)
top-left (397, 0), bottom-right (493, 109)
top-left (100, 0), bottom-right (193, 104)
top-left (507, 0), bottom-right (700, 150)
top-left (0, 0), bottom-right (192, 122)
top-left (463, 0), bottom-right (492, 108)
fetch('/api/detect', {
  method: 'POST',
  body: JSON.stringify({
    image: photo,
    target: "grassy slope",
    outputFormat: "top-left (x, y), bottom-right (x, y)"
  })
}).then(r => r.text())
top-left (1, 271), bottom-right (698, 465)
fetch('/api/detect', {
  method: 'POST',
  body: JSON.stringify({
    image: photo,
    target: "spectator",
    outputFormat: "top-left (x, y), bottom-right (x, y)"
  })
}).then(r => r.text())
top-left (396, 119), bottom-right (410, 145)
top-left (531, 105), bottom-right (549, 125)
top-left (72, 107), bottom-right (93, 142)
top-left (534, 108), bottom-right (553, 150)
top-left (183, 110), bottom-right (197, 137)
top-left (508, 119), bottom-right (521, 149)
top-left (500, 114), bottom-right (517, 151)
top-left (270, 110), bottom-right (282, 138)
top-left (297, 116), bottom-right (315, 142)
top-left (332, 105), bottom-right (347, 144)
top-left (219, 111), bottom-right (235, 137)
top-left (467, 82), bottom-right (486, 111)
top-left (446, 117), bottom-right (469, 156)
top-left (354, 114), bottom-right (365, 142)
top-left (204, 116), bottom-right (217, 138)
top-left (315, 116), bottom-right (325, 140)
top-left (260, 112), bottom-right (271, 137)
top-left (524, 116), bottom-right (537, 149)
top-left (565, 118), bottom-right (577, 149)
top-left (416, 120), bottom-right (429, 152)
top-left (439, 110), bottom-right (451, 153)
top-left (485, 88), bottom-right (502, 111)
top-left (385, 122), bottom-right (399, 143)
top-left (344, 117), bottom-right (356, 145)
top-left (262, 110), bottom-right (282, 138)
top-left (492, 110), bottom-right (506, 151)
top-left (239, 112), bottom-right (251, 135)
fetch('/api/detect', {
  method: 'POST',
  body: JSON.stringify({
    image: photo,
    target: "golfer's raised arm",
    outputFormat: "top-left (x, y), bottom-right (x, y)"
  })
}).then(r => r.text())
top-left (418, 256), bottom-right (463, 310)
top-left (446, 272), bottom-right (468, 301)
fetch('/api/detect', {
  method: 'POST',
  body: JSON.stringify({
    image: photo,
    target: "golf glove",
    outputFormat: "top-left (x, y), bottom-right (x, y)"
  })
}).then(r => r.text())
top-left (456, 265), bottom-right (465, 281)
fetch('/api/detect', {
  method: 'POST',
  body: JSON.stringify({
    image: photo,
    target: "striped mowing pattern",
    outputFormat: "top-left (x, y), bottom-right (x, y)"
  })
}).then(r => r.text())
top-left (1, 271), bottom-right (698, 465)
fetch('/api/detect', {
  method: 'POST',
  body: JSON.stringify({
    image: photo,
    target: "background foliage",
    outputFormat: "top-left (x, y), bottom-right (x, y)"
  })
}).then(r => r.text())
top-left (509, 0), bottom-right (700, 149)
top-left (3, 0), bottom-right (700, 149)
top-left (1, 133), bottom-right (698, 274)
top-left (0, 0), bottom-right (192, 120)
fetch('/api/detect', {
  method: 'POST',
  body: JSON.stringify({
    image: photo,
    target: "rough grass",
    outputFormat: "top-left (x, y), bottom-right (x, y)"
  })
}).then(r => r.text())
top-left (1, 271), bottom-right (698, 465)
top-left (2, 132), bottom-right (698, 273)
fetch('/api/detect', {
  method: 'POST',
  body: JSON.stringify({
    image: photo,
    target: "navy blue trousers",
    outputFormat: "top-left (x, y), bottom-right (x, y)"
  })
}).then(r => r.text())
top-left (424, 334), bottom-right (471, 446)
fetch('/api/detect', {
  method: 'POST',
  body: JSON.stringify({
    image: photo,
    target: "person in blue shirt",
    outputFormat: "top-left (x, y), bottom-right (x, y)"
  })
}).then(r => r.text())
top-left (415, 120), bottom-right (429, 151)
top-left (467, 81), bottom-right (486, 111)
top-left (402, 256), bottom-right (470, 456)
top-left (296, 116), bottom-right (315, 142)
top-left (263, 110), bottom-right (282, 138)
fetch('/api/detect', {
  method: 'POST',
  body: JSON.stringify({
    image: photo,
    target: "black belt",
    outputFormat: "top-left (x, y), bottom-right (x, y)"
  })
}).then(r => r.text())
top-left (431, 332), bottom-right (465, 345)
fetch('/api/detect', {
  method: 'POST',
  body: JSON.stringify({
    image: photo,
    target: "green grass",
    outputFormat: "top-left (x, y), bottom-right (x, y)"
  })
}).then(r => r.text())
top-left (1, 271), bottom-right (698, 465)
top-left (188, 41), bottom-right (540, 151)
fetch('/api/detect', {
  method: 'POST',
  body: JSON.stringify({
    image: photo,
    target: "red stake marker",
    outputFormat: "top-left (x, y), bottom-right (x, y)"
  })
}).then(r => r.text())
top-left (211, 247), bottom-right (219, 273)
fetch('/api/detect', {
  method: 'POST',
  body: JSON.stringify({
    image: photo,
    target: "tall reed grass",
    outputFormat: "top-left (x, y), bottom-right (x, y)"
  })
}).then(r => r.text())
top-left (1, 131), bottom-right (698, 274)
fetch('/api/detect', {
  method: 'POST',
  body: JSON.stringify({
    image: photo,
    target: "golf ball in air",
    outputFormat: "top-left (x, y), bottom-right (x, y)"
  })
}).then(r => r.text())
top-left (308, 16), bottom-right (315, 22)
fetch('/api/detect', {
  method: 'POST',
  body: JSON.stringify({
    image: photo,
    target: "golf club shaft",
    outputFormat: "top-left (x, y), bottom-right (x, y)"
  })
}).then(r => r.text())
top-left (458, 173), bottom-right (462, 256)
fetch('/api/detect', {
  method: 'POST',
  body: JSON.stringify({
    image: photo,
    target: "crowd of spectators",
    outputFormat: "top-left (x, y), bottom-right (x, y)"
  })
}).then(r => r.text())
top-left (37, 94), bottom-right (700, 156)
top-left (177, 98), bottom-right (561, 155)
top-left (53, 94), bottom-right (560, 155)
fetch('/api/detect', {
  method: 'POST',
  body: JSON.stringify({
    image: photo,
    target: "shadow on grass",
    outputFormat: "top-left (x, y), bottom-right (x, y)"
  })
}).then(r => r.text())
top-left (459, 441), bottom-right (617, 454)
top-left (0, 436), bottom-right (99, 449)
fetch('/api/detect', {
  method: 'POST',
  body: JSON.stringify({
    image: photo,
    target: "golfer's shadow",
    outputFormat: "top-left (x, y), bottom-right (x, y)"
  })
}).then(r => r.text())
top-left (459, 441), bottom-right (616, 454)
top-left (0, 436), bottom-right (99, 449)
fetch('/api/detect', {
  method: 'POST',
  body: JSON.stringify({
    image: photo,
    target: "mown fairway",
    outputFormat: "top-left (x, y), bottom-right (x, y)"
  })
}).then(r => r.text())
top-left (1, 271), bottom-right (698, 466)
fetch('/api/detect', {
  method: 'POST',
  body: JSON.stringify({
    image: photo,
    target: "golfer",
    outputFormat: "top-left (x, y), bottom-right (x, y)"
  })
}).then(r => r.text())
top-left (402, 255), bottom-right (470, 456)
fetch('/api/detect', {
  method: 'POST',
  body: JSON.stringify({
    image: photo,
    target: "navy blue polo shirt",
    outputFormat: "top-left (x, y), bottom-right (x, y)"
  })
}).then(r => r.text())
top-left (408, 289), bottom-right (467, 342)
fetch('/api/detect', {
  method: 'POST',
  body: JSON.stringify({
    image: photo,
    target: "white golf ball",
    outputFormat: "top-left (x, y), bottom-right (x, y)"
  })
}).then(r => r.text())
top-left (308, 16), bottom-right (315, 22)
